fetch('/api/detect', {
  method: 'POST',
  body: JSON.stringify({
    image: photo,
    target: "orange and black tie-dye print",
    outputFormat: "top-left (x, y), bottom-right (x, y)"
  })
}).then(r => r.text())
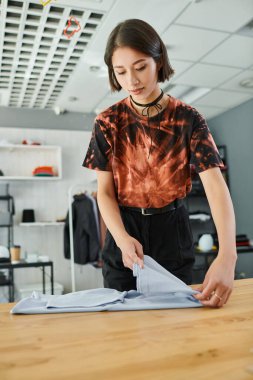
top-left (83, 95), bottom-right (224, 208)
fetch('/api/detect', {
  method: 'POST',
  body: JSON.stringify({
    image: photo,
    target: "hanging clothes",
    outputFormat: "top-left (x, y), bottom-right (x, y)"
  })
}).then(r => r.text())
top-left (91, 191), bottom-right (107, 249)
top-left (86, 192), bottom-right (105, 268)
top-left (85, 193), bottom-right (100, 242)
top-left (64, 193), bottom-right (100, 264)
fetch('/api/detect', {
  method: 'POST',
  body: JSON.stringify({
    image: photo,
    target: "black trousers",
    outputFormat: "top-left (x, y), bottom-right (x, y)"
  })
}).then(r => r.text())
top-left (102, 203), bottom-right (195, 291)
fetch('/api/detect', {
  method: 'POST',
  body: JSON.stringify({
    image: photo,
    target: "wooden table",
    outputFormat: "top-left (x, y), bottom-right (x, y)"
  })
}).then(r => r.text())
top-left (0, 279), bottom-right (253, 380)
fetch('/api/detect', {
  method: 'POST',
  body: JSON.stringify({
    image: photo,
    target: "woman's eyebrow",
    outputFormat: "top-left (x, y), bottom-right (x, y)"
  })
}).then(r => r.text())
top-left (113, 58), bottom-right (147, 68)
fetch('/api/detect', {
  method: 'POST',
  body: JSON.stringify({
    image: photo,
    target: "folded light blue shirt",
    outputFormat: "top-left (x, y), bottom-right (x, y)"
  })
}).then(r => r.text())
top-left (11, 255), bottom-right (201, 314)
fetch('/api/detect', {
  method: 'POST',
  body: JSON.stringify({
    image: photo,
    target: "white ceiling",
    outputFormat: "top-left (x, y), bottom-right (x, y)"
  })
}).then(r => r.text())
top-left (0, 0), bottom-right (253, 122)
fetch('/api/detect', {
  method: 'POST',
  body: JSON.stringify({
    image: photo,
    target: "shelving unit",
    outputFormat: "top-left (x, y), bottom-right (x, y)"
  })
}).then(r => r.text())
top-left (0, 188), bottom-right (14, 298)
top-left (0, 195), bottom-right (14, 249)
top-left (0, 144), bottom-right (62, 180)
top-left (0, 143), bottom-right (64, 300)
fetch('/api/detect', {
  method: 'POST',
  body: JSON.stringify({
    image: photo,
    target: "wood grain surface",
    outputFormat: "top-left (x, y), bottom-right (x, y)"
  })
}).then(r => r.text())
top-left (0, 279), bottom-right (253, 380)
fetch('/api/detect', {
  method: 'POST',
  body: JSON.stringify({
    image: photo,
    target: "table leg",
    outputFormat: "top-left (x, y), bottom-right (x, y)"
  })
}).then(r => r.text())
top-left (8, 268), bottom-right (11, 302)
top-left (42, 266), bottom-right (46, 294)
top-left (10, 267), bottom-right (14, 302)
top-left (51, 262), bottom-right (54, 295)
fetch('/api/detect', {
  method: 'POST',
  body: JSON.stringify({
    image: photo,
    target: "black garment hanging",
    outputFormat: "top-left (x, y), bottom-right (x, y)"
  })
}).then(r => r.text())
top-left (64, 193), bottom-right (100, 264)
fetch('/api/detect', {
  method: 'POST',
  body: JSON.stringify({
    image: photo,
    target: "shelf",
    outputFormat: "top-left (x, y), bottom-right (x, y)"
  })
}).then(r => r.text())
top-left (19, 222), bottom-right (65, 227)
top-left (0, 280), bottom-right (12, 287)
top-left (0, 176), bottom-right (61, 181)
top-left (0, 144), bottom-right (60, 151)
top-left (0, 195), bottom-right (13, 200)
top-left (0, 144), bottom-right (62, 180)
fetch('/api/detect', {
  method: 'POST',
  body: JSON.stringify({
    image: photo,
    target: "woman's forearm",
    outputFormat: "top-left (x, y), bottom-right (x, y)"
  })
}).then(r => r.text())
top-left (209, 186), bottom-right (237, 257)
top-left (200, 169), bottom-right (237, 260)
top-left (97, 191), bottom-right (129, 245)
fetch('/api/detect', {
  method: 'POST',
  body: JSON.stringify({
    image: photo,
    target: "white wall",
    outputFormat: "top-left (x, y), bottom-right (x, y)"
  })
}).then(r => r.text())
top-left (0, 126), bottom-right (103, 302)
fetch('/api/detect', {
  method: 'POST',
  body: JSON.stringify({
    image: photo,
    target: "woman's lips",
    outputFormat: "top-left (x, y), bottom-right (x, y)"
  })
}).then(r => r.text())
top-left (130, 88), bottom-right (144, 95)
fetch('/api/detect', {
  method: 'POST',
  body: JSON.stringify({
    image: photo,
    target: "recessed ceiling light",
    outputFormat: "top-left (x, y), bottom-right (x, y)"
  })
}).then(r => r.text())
top-left (89, 65), bottom-right (100, 72)
top-left (54, 106), bottom-right (66, 115)
top-left (240, 78), bottom-right (253, 89)
top-left (89, 65), bottom-right (108, 77)
top-left (165, 44), bottom-right (176, 50)
top-left (68, 96), bottom-right (78, 102)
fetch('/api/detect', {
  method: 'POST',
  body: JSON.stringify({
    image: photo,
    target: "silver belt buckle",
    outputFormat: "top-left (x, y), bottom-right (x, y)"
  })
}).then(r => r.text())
top-left (141, 208), bottom-right (152, 216)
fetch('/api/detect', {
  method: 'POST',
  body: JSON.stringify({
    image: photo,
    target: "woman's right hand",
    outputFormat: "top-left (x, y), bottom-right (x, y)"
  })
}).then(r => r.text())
top-left (116, 236), bottom-right (144, 270)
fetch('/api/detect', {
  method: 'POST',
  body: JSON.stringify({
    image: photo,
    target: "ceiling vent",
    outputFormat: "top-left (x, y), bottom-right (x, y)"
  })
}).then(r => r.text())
top-left (0, 0), bottom-right (105, 109)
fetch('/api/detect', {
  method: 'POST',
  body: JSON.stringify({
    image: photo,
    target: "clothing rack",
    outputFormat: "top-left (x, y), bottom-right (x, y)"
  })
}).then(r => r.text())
top-left (68, 181), bottom-right (97, 292)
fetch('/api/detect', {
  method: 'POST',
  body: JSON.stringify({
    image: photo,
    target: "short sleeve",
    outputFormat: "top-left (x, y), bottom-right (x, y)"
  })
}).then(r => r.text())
top-left (82, 117), bottom-right (112, 171)
top-left (190, 110), bottom-right (224, 173)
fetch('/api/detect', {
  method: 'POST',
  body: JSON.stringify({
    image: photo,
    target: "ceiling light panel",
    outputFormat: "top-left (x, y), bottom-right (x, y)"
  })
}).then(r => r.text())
top-left (176, 0), bottom-right (253, 33)
top-left (0, 0), bottom-right (106, 109)
top-left (202, 35), bottom-right (253, 69)
top-left (162, 25), bottom-right (229, 61)
top-left (174, 63), bottom-right (241, 88)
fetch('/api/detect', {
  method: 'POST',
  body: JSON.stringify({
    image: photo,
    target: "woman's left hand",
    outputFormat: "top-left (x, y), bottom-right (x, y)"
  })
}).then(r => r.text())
top-left (194, 253), bottom-right (237, 307)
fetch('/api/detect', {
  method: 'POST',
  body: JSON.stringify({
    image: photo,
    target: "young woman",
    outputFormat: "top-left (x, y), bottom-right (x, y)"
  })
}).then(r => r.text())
top-left (83, 19), bottom-right (237, 308)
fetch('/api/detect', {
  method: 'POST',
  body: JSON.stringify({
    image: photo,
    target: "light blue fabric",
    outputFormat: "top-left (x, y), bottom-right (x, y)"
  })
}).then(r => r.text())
top-left (11, 255), bottom-right (202, 314)
top-left (47, 288), bottom-right (127, 308)
top-left (134, 255), bottom-right (196, 296)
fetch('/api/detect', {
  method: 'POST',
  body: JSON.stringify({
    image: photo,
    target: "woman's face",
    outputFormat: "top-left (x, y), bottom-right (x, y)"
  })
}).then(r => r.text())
top-left (112, 46), bottom-right (161, 103)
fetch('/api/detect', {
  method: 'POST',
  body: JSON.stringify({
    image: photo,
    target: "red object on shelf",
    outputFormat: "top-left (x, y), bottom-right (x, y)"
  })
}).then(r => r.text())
top-left (32, 166), bottom-right (55, 176)
top-left (22, 139), bottom-right (41, 145)
top-left (236, 242), bottom-right (250, 247)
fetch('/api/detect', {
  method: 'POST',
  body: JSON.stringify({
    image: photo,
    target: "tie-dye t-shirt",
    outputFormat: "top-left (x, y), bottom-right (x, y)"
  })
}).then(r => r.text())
top-left (83, 95), bottom-right (223, 208)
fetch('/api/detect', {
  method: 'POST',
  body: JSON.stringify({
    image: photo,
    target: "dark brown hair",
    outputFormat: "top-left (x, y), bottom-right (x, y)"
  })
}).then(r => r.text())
top-left (104, 18), bottom-right (175, 92)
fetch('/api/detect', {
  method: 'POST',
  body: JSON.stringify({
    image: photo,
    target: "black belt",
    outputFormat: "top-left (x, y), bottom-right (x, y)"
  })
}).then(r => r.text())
top-left (120, 199), bottom-right (184, 216)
